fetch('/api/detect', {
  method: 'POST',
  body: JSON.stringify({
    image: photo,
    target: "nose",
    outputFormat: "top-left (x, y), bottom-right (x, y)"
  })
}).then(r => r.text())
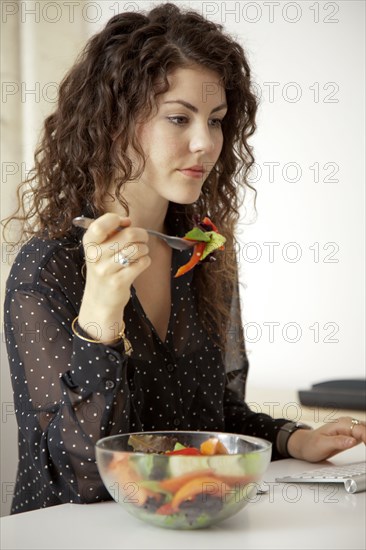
top-left (188, 123), bottom-right (216, 154)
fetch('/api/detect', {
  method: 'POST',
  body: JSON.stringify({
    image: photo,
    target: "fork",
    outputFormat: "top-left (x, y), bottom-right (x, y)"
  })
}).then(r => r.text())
top-left (72, 216), bottom-right (198, 251)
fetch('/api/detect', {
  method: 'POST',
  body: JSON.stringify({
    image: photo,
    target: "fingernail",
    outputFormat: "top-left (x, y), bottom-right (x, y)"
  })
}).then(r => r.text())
top-left (345, 438), bottom-right (356, 447)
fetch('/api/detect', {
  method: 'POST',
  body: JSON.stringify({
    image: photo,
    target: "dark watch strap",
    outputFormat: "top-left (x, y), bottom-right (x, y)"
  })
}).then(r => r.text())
top-left (277, 421), bottom-right (312, 458)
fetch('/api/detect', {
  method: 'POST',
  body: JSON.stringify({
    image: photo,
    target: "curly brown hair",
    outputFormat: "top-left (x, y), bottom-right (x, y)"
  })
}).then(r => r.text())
top-left (3, 3), bottom-right (258, 351)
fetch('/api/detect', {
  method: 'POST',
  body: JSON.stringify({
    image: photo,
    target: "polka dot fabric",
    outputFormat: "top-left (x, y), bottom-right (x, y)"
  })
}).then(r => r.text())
top-left (4, 218), bottom-right (289, 514)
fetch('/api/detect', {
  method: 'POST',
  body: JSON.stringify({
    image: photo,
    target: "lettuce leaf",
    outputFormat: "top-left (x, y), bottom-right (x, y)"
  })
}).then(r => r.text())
top-left (201, 232), bottom-right (226, 261)
top-left (128, 434), bottom-right (177, 453)
top-left (173, 442), bottom-right (186, 451)
top-left (184, 227), bottom-right (211, 242)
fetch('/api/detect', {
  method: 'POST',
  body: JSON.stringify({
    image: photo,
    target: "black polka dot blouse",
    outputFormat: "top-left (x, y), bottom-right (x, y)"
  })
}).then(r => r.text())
top-left (4, 216), bottom-right (289, 514)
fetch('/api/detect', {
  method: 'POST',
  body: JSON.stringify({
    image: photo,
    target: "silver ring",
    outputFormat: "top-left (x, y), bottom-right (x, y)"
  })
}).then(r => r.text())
top-left (117, 252), bottom-right (130, 268)
top-left (350, 418), bottom-right (361, 434)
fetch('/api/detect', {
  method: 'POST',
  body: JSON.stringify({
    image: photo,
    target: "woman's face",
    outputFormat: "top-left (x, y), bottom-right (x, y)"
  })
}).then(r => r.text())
top-left (130, 65), bottom-right (227, 205)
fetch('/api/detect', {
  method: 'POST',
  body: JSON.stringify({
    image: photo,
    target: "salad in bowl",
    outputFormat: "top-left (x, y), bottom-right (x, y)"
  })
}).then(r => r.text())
top-left (95, 431), bottom-right (271, 529)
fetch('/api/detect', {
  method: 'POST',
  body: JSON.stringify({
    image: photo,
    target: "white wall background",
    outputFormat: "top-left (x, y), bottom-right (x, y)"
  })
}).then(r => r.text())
top-left (1, 0), bottom-right (365, 514)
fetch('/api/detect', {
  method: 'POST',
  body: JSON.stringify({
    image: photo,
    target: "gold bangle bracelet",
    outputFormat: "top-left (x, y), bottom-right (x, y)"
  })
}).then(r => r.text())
top-left (71, 316), bottom-right (133, 356)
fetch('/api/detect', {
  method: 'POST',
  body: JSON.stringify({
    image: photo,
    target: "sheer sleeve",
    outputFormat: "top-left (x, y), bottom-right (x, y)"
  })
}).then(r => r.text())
top-left (4, 239), bottom-right (139, 511)
top-left (223, 277), bottom-right (289, 460)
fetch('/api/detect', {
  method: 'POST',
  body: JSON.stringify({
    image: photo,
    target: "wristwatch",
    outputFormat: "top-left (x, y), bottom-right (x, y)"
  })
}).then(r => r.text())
top-left (277, 421), bottom-right (312, 458)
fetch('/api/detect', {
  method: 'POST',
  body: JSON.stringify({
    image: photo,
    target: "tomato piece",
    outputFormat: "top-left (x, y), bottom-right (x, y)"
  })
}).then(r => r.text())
top-left (200, 437), bottom-right (229, 456)
top-left (156, 502), bottom-right (176, 515)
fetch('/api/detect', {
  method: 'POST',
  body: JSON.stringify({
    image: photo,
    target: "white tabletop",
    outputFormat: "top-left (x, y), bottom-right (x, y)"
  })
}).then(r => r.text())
top-left (1, 444), bottom-right (365, 550)
top-left (245, 386), bottom-right (366, 426)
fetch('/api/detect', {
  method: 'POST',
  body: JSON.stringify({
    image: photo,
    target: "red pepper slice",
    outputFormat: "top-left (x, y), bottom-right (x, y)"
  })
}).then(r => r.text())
top-left (201, 216), bottom-right (219, 232)
top-left (165, 447), bottom-right (202, 456)
top-left (174, 242), bottom-right (206, 278)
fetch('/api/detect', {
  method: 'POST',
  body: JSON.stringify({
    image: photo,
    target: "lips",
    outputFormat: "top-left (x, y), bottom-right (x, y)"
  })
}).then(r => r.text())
top-left (179, 165), bottom-right (205, 179)
top-left (183, 165), bottom-right (204, 172)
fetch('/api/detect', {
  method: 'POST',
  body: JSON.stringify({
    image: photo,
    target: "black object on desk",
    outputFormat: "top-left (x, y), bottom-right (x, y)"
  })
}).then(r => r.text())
top-left (298, 379), bottom-right (366, 411)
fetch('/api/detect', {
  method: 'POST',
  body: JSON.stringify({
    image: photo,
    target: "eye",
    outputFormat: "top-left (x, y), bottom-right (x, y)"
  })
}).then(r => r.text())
top-left (209, 118), bottom-right (224, 128)
top-left (167, 116), bottom-right (189, 125)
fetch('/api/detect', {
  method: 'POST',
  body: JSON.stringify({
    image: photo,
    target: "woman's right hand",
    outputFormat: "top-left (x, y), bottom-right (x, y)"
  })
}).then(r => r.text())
top-left (77, 213), bottom-right (151, 342)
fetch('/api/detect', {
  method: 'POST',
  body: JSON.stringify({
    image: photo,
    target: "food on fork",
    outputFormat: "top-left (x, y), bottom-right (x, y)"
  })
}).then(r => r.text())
top-left (174, 217), bottom-right (226, 277)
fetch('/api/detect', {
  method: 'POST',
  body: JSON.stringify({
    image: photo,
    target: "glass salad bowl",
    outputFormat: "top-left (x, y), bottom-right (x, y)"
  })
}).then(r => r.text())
top-left (95, 431), bottom-right (271, 530)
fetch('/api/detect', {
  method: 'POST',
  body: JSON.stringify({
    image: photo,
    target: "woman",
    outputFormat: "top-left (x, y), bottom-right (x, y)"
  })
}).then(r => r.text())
top-left (3, 3), bottom-right (365, 514)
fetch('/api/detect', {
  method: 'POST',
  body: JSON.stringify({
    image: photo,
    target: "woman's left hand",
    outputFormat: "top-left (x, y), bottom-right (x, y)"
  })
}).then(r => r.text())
top-left (287, 416), bottom-right (366, 462)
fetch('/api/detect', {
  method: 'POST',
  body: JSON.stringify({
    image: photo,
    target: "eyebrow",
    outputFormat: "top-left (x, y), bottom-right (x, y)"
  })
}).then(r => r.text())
top-left (163, 100), bottom-right (228, 114)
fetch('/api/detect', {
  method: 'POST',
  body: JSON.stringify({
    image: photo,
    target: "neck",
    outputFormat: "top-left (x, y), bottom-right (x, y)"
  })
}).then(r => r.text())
top-left (103, 180), bottom-right (169, 233)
